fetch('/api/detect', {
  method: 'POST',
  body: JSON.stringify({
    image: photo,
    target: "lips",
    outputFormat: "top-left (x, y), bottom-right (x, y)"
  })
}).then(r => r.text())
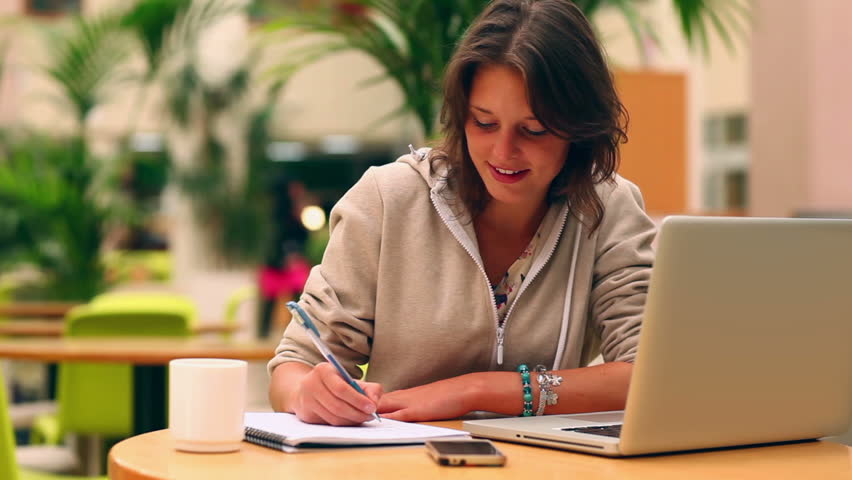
top-left (488, 163), bottom-right (529, 184)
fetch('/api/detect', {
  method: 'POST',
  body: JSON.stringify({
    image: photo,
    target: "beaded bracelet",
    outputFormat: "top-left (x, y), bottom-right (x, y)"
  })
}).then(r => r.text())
top-left (535, 365), bottom-right (563, 416)
top-left (517, 364), bottom-right (534, 416)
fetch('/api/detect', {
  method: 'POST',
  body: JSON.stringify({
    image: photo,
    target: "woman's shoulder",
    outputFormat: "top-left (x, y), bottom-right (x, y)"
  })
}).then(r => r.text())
top-left (594, 174), bottom-right (645, 209)
top-left (591, 174), bottom-right (655, 243)
top-left (369, 160), bottom-right (426, 185)
top-left (367, 147), bottom-right (441, 195)
top-left (334, 149), bottom-right (441, 219)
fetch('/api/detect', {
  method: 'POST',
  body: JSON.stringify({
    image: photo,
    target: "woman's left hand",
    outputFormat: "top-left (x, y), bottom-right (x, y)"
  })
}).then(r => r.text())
top-left (377, 374), bottom-right (481, 422)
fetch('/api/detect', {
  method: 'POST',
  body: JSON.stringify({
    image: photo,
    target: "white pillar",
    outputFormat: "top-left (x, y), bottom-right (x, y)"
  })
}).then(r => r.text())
top-left (750, 0), bottom-right (852, 217)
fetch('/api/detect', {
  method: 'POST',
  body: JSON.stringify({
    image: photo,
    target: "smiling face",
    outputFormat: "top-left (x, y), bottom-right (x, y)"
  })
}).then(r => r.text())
top-left (464, 64), bottom-right (570, 213)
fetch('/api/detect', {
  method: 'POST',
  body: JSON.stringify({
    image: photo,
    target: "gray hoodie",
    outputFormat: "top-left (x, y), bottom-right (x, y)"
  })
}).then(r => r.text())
top-left (269, 149), bottom-right (656, 392)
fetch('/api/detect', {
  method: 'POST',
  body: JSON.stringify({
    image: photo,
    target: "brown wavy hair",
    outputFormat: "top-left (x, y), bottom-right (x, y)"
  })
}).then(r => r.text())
top-left (432, 0), bottom-right (628, 232)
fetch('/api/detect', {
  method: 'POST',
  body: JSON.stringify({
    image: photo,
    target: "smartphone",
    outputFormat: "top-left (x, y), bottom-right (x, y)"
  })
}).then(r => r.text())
top-left (425, 439), bottom-right (506, 466)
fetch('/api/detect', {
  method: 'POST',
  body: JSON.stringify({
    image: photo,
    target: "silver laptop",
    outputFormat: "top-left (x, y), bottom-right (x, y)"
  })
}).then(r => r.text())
top-left (464, 216), bottom-right (852, 456)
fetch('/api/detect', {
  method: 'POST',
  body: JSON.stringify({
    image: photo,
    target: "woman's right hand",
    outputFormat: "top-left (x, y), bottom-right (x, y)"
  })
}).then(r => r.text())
top-left (291, 362), bottom-right (383, 425)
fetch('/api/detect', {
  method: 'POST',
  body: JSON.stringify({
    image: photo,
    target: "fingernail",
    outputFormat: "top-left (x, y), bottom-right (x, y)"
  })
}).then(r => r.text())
top-left (363, 403), bottom-right (376, 414)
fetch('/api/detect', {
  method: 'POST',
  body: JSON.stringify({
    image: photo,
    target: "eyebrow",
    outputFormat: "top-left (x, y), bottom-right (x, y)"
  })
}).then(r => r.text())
top-left (471, 105), bottom-right (538, 121)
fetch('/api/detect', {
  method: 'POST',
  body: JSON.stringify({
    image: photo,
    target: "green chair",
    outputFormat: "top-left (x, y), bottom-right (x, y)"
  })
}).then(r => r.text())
top-left (29, 300), bottom-right (193, 475)
top-left (56, 304), bottom-right (192, 438)
top-left (88, 292), bottom-right (197, 328)
top-left (1, 367), bottom-right (106, 480)
top-left (31, 297), bottom-right (194, 449)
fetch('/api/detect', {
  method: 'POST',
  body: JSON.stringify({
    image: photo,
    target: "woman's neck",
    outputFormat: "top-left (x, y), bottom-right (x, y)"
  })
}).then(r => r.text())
top-left (477, 197), bottom-right (549, 239)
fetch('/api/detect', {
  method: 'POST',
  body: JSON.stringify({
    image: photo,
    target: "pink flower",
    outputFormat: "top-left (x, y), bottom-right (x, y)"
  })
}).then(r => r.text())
top-left (258, 258), bottom-right (311, 298)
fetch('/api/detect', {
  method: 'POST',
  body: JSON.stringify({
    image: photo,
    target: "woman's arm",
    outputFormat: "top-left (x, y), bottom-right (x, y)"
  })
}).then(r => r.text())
top-left (267, 168), bottom-right (386, 424)
top-left (378, 362), bottom-right (632, 422)
top-left (589, 179), bottom-right (656, 363)
top-left (269, 362), bottom-right (311, 413)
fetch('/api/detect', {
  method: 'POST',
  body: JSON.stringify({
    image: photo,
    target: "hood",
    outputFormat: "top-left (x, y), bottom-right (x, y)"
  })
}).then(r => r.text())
top-left (396, 146), bottom-right (446, 191)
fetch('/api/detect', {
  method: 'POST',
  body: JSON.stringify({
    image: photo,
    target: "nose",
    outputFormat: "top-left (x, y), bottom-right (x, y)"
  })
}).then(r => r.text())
top-left (492, 128), bottom-right (519, 164)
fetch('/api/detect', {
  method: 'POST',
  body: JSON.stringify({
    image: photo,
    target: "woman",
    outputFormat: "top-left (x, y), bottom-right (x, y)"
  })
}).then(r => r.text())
top-left (268, 0), bottom-right (656, 426)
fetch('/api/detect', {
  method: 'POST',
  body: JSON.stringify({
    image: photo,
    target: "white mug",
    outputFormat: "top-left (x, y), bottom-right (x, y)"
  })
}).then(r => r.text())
top-left (168, 358), bottom-right (247, 452)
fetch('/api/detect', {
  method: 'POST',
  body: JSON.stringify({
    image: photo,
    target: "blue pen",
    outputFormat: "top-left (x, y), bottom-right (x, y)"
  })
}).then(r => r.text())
top-left (285, 301), bottom-right (381, 423)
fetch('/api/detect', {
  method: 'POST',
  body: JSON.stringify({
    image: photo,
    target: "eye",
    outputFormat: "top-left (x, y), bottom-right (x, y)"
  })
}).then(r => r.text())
top-left (523, 127), bottom-right (548, 137)
top-left (473, 118), bottom-right (497, 130)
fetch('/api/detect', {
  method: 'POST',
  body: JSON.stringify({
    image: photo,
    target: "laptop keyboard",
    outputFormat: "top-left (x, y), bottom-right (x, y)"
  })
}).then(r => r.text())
top-left (562, 424), bottom-right (623, 438)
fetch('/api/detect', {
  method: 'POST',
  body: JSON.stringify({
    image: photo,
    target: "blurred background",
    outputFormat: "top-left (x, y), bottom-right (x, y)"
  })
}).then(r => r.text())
top-left (0, 0), bottom-right (850, 475)
top-left (2, 0), bottom-right (852, 325)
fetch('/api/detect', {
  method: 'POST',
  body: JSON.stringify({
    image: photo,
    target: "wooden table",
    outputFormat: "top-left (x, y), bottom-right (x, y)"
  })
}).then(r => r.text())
top-left (0, 337), bottom-right (275, 364)
top-left (108, 421), bottom-right (852, 480)
top-left (0, 337), bottom-right (277, 434)
top-left (0, 302), bottom-right (79, 318)
top-left (0, 320), bottom-right (239, 337)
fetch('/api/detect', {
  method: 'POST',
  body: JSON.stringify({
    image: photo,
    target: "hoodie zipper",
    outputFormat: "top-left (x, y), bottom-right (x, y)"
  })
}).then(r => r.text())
top-left (496, 205), bottom-right (569, 365)
top-left (429, 189), bottom-right (500, 344)
top-left (429, 182), bottom-right (570, 367)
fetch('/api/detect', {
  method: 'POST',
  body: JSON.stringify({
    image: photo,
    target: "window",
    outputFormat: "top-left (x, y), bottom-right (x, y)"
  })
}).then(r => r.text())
top-left (705, 112), bottom-right (748, 149)
top-left (703, 112), bottom-right (749, 211)
top-left (723, 114), bottom-right (748, 146)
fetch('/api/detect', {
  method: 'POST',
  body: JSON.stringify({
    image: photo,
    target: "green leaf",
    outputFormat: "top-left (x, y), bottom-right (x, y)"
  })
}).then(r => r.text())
top-left (41, 12), bottom-right (132, 130)
top-left (0, 134), bottom-right (125, 300)
top-left (263, 0), bottom-right (474, 138)
top-left (121, 0), bottom-right (192, 74)
top-left (669, 0), bottom-right (750, 57)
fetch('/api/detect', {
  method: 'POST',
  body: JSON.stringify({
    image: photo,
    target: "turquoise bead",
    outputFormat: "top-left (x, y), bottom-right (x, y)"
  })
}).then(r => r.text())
top-left (518, 363), bottom-right (533, 417)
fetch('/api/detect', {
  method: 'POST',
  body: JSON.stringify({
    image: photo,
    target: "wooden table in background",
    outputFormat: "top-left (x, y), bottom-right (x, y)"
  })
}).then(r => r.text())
top-left (0, 302), bottom-right (79, 318)
top-left (0, 337), bottom-right (277, 434)
top-left (0, 319), bottom-right (238, 337)
top-left (0, 337), bottom-right (275, 364)
top-left (108, 421), bottom-right (852, 480)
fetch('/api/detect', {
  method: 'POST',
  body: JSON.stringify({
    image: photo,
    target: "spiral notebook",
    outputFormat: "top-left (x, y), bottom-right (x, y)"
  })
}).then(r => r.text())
top-left (243, 412), bottom-right (469, 452)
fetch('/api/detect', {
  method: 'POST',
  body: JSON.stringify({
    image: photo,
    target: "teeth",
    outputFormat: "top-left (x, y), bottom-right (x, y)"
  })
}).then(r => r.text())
top-left (496, 167), bottom-right (522, 175)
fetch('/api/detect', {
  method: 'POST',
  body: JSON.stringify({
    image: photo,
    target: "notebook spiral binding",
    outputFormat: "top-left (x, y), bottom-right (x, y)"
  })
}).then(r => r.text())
top-left (245, 426), bottom-right (289, 450)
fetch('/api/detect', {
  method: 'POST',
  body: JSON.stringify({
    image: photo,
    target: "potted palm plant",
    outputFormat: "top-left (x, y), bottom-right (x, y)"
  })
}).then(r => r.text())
top-left (0, 3), bottom-right (239, 299)
top-left (1, 1), bottom-right (277, 312)
top-left (0, 13), bottom-right (134, 300)
top-left (119, 0), bottom-right (282, 269)
top-left (264, 0), bottom-right (748, 140)
top-left (120, 0), bottom-right (289, 334)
